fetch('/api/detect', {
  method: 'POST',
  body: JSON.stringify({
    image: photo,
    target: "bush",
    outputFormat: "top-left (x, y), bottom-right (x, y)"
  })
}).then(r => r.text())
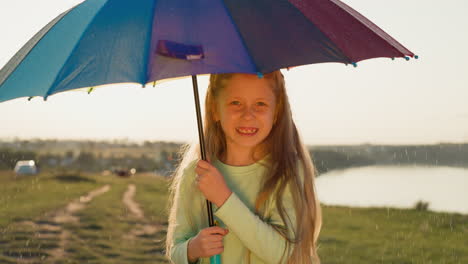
top-left (414, 200), bottom-right (429, 211)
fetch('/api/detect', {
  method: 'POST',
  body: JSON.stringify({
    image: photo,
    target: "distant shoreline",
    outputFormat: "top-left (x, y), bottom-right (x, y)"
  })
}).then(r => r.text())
top-left (1, 139), bottom-right (467, 175)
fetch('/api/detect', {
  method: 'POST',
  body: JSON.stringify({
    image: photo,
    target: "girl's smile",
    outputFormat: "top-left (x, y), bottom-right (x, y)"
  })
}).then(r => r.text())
top-left (236, 127), bottom-right (258, 136)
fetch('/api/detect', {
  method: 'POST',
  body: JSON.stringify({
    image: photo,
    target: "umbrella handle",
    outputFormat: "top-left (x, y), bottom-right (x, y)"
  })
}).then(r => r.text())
top-left (210, 221), bottom-right (221, 264)
top-left (210, 255), bottom-right (221, 264)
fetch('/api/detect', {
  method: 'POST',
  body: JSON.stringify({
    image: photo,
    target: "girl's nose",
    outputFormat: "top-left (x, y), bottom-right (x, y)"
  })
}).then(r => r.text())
top-left (241, 106), bottom-right (255, 120)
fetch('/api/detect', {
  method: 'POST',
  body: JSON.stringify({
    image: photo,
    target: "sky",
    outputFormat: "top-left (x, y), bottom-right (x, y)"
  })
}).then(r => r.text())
top-left (0, 0), bottom-right (467, 146)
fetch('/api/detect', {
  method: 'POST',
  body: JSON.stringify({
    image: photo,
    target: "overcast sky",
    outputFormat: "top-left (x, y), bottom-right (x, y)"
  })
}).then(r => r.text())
top-left (0, 0), bottom-right (467, 145)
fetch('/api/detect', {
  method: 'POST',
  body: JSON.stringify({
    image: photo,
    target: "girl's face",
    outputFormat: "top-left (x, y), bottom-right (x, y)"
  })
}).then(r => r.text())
top-left (214, 74), bottom-right (277, 155)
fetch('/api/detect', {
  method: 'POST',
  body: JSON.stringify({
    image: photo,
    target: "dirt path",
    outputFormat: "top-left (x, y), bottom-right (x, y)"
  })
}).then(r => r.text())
top-left (12, 185), bottom-right (110, 264)
top-left (123, 184), bottom-right (144, 219)
top-left (122, 184), bottom-right (164, 240)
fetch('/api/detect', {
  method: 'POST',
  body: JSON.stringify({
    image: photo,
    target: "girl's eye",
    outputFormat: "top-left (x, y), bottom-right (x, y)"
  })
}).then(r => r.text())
top-left (256, 102), bottom-right (267, 106)
top-left (230, 101), bottom-right (241, 106)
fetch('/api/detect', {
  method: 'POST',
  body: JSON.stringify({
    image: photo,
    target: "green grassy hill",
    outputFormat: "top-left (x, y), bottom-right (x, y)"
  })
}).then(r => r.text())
top-left (0, 170), bottom-right (466, 263)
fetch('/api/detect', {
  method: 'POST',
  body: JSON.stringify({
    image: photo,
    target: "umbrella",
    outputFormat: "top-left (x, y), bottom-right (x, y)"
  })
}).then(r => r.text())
top-left (0, 0), bottom-right (415, 263)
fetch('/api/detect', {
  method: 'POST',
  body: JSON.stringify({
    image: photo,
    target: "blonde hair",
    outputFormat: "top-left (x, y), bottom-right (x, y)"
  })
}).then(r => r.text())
top-left (166, 70), bottom-right (322, 263)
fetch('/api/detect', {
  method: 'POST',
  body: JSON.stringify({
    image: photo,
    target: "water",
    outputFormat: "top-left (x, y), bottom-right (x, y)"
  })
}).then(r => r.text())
top-left (315, 165), bottom-right (468, 214)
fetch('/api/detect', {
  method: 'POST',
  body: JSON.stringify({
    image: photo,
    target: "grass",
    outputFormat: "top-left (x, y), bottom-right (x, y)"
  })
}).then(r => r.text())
top-left (132, 173), bottom-right (171, 224)
top-left (0, 170), bottom-right (100, 228)
top-left (0, 170), bottom-right (467, 263)
top-left (318, 206), bottom-right (468, 263)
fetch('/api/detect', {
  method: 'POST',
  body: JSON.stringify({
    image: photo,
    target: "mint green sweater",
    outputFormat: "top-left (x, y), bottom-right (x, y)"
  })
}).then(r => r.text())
top-left (169, 157), bottom-right (297, 264)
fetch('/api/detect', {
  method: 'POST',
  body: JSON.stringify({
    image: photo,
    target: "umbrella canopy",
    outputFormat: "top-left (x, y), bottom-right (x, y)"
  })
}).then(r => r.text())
top-left (0, 0), bottom-right (414, 103)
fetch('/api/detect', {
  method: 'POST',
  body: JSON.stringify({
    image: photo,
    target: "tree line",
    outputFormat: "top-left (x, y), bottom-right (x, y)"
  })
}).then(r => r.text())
top-left (1, 140), bottom-right (467, 175)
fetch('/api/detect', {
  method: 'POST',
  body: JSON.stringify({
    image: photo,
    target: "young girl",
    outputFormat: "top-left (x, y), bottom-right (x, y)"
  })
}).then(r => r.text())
top-left (165, 70), bottom-right (322, 264)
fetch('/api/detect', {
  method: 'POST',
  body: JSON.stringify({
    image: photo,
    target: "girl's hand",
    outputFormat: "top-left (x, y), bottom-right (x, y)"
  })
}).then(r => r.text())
top-left (187, 226), bottom-right (229, 262)
top-left (195, 160), bottom-right (232, 207)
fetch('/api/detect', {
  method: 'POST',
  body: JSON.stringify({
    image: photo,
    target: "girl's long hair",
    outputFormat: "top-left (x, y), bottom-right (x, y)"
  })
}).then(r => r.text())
top-left (166, 70), bottom-right (322, 263)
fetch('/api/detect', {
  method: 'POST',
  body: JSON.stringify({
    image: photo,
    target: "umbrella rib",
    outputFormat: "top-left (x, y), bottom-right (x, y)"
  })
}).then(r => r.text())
top-left (0, 6), bottom-right (75, 89)
top-left (218, 0), bottom-right (261, 74)
top-left (142, 0), bottom-right (159, 85)
top-left (283, 0), bottom-right (354, 65)
top-left (44, 2), bottom-right (110, 100)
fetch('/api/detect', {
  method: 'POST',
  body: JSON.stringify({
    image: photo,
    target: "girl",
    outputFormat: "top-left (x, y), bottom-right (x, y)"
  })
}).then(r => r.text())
top-left (166, 70), bottom-right (322, 264)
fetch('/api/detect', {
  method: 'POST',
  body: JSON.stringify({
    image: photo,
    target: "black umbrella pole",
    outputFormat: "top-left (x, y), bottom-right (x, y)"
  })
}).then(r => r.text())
top-left (191, 75), bottom-right (216, 227)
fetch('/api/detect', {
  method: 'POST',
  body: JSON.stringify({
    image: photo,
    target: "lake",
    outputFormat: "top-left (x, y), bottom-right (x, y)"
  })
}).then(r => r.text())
top-left (315, 165), bottom-right (468, 214)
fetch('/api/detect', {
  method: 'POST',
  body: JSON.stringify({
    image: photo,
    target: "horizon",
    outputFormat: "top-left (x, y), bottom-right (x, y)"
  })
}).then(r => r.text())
top-left (1, 136), bottom-right (466, 147)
